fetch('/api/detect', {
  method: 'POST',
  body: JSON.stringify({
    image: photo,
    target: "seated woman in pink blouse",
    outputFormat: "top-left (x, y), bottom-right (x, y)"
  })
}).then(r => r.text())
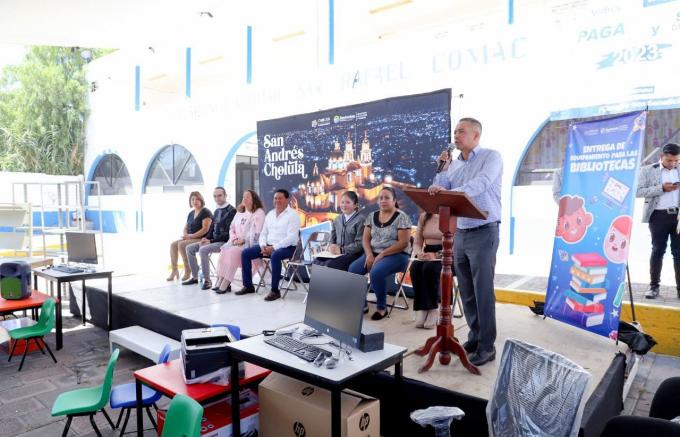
top-left (213, 190), bottom-right (266, 293)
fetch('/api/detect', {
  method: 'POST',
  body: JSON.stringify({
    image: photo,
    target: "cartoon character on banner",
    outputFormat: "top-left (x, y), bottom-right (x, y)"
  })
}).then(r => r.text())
top-left (603, 215), bottom-right (633, 339)
top-left (556, 195), bottom-right (594, 244)
top-left (603, 215), bottom-right (633, 264)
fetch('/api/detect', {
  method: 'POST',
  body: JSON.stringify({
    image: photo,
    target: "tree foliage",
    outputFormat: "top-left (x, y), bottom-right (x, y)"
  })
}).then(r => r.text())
top-left (0, 47), bottom-right (109, 175)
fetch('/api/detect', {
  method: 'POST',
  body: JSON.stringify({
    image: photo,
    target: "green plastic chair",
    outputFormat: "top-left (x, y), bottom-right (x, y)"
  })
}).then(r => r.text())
top-left (8, 298), bottom-right (57, 371)
top-left (161, 394), bottom-right (204, 437)
top-left (51, 348), bottom-right (119, 436)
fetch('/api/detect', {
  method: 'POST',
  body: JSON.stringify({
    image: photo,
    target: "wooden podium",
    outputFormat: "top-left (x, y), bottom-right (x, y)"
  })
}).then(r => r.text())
top-left (403, 188), bottom-right (487, 375)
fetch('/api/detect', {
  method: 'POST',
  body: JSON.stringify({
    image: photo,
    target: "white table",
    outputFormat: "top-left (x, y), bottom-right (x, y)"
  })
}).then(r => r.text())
top-left (227, 323), bottom-right (406, 437)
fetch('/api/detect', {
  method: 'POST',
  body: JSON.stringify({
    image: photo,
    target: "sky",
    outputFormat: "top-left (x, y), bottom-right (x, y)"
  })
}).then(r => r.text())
top-left (0, 43), bottom-right (26, 70)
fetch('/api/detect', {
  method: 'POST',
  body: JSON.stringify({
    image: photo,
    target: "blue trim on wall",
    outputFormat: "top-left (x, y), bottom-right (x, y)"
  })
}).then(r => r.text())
top-left (139, 146), bottom-right (165, 233)
top-left (508, 0), bottom-right (514, 25)
top-left (508, 117), bottom-right (550, 255)
top-left (84, 210), bottom-right (125, 233)
top-left (84, 151), bottom-right (136, 204)
top-left (32, 211), bottom-right (67, 228)
top-left (140, 144), bottom-right (203, 231)
top-left (246, 26), bottom-right (253, 84)
top-left (509, 216), bottom-right (516, 254)
top-left (185, 47), bottom-right (192, 98)
top-left (134, 65), bottom-right (141, 111)
top-left (141, 146), bottom-right (167, 196)
top-left (217, 131), bottom-right (257, 187)
top-left (85, 153), bottom-right (106, 205)
top-left (643, 0), bottom-right (677, 7)
top-left (328, 0), bottom-right (335, 65)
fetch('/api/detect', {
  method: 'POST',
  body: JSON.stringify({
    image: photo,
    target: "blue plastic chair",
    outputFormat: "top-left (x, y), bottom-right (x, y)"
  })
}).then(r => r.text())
top-left (109, 344), bottom-right (172, 435)
top-left (210, 324), bottom-right (241, 340)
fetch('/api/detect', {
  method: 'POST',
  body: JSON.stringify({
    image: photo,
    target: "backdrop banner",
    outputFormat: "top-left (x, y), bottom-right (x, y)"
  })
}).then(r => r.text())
top-left (545, 111), bottom-right (647, 339)
top-left (256, 89), bottom-right (452, 227)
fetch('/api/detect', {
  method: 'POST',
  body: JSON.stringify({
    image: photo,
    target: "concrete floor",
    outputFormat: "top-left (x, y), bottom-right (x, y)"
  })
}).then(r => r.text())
top-left (3, 270), bottom-right (677, 436)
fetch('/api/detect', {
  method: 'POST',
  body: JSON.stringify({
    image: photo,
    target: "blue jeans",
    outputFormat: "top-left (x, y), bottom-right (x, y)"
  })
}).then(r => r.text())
top-left (241, 245), bottom-right (296, 291)
top-left (349, 252), bottom-right (410, 311)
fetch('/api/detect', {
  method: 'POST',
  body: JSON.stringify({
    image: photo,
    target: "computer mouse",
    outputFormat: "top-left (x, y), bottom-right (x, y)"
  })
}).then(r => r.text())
top-left (325, 357), bottom-right (339, 369)
top-left (313, 353), bottom-right (326, 367)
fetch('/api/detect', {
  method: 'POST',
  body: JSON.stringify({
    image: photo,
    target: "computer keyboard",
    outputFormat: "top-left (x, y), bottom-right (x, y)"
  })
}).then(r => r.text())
top-left (264, 335), bottom-right (331, 362)
top-left (51, 265), bottom-right (84, 274)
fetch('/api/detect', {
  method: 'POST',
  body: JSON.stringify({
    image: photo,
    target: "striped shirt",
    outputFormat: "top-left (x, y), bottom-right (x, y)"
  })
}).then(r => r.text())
top-left (432, 146), bottom-right (503, 229)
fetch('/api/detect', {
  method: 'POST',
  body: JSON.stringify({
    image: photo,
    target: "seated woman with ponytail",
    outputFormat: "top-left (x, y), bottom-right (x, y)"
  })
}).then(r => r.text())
top-left (314, 191), bottom-right (365, 272)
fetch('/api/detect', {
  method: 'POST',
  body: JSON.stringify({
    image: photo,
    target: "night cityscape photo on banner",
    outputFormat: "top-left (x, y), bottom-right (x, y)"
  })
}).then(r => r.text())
top-left (256, 89), bottom-right (452, 226)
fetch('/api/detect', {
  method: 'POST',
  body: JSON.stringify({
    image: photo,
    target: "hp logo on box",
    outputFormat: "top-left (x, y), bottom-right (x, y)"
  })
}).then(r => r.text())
top-left (359, 413), bottom-right (370, 431)
top-left (293, 421), bottom-right (306, 437)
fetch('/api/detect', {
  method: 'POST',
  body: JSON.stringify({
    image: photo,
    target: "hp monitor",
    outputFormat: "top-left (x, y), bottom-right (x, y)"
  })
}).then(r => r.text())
top-left (304, 265), bottom-right (367, 347)
top-left (65, 232), bottom-right (98, 265)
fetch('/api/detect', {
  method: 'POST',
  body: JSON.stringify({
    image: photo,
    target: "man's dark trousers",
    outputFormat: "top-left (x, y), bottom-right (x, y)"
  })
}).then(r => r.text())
top-left (454, 223), bottom-right (499, 353)
top-left (241, 245), bottom-right (296, 291)
top-left (648, 209), bottom-right (680, 291)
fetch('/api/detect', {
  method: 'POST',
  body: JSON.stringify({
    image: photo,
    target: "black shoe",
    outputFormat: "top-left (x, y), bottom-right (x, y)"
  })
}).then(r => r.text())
top-left (201, 280), bottom-right (212, 290)
top-left (371, 311), bottom-right (387, 321)
top-left (463, 340), bottom-right (478, 354)
top-left (469, 347), bottom-right (496, 366)
top-left (645, 287), bottom-right (660, 299)
top-left (235, 286), bottom-right (255, 296)
top-left (264, 290), bottom-right (281, 301)
top-left (212, 285), bottom-right (221, 291)
top-left (215, 284), bottom-right (231, 295)
top-left (182, 278), bottom-right (198, 285)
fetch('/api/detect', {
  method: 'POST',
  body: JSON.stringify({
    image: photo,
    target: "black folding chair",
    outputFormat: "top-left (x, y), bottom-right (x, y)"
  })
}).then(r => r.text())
top-left (388, 239), bottom-right (463, 318)
top-left (254, 255), bottom-right (275, 293)
top-left (366, 236), bottom-right (414, 316)
top-left (254, 235), bottom-right (299, 294)
top-left (281, 231), bottom-right (332, 301)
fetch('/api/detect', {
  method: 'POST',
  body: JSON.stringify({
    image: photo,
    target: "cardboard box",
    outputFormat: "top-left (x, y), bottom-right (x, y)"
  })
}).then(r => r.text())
top-left (157, 389), bottom-right (259, 437)
top-left (259, 372), bottom-right (379, 437)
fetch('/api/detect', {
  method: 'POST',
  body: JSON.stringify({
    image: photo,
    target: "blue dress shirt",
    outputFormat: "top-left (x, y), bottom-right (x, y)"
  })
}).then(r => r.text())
top-left (432, 146), bottom-right (503, 229)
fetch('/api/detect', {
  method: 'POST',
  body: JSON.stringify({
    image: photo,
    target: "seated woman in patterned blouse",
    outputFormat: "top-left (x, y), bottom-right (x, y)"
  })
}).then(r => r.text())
top-left (349, 187), bottom-right (411, 320)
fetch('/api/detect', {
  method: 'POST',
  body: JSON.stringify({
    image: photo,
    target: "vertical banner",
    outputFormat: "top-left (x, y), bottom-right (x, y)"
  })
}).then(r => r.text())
top-left (256, 89), bottom-right (452, 226)
top-left (545, 111), bottom-right (647, 339)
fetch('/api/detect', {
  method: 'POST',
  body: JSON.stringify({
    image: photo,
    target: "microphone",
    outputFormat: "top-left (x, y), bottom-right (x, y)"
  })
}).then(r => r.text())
top-left (436, 144), bottom-right (454, 174)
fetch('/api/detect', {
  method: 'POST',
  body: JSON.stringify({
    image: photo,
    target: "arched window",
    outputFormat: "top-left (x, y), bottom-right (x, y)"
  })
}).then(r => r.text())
top-left (144, 144), bottom-right (204, 193)
top-left (514, 108), bottom-right (680, 187)
top-left (89, 153), bottom-right (132, 195)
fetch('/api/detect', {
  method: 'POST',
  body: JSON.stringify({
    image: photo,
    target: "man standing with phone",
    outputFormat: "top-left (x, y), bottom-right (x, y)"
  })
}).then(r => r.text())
top-left (636, 143), bottom-right (680, 299)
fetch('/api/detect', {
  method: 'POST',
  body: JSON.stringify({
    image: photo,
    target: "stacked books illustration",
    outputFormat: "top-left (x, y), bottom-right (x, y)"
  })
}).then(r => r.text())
top-left (565, 253), bottom-right (608, 327)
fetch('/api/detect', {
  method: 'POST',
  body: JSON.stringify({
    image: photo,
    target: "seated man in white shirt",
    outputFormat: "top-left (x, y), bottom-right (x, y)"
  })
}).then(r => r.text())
top-left (236, 189), bottom-right (300, 301)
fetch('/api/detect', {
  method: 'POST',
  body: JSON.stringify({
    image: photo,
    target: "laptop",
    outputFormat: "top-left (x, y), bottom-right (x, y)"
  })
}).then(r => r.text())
top-left (51, 232), bottom-right (98, 273)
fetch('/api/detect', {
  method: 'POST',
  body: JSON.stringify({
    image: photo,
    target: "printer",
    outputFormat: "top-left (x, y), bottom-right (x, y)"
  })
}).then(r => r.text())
top-left (180, 327), bottom-right (235, 381)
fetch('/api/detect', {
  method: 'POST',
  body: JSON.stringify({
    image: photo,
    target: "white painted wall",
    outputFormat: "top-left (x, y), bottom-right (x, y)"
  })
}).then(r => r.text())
top-left (83, 1), bottom-right (680, 282)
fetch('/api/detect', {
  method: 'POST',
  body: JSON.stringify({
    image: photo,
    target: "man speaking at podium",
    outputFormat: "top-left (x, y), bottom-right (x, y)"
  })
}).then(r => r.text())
top-left (428, 117), bottom-right (503, 367)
